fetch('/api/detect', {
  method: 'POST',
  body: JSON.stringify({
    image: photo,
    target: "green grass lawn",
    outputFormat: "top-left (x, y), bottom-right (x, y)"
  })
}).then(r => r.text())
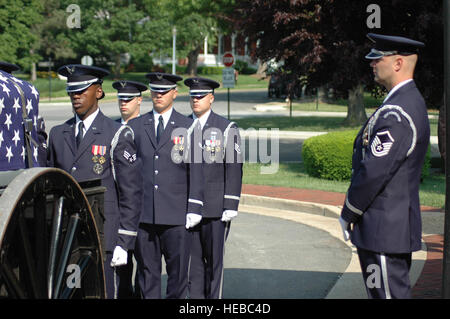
top-left (234, 115), bottom-right (438, 136)
top-left (243, 162), bottom-right (445, 209)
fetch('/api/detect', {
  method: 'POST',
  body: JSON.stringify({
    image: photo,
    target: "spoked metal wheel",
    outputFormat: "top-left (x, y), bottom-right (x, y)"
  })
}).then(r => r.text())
top-left (0, 168), bottom-right (105, 299)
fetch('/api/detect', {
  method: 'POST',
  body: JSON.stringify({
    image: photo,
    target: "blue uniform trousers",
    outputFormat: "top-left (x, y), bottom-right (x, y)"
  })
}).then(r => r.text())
top-left (357, 247), bottom-right (412, 299)
top-left (135, 223), bottom-right (191, 299)
top-left (188, 218), bottom-right (230, 299)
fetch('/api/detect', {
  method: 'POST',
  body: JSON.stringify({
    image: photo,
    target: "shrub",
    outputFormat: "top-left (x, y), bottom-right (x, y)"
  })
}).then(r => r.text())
top-left (37, 71), bottom-right (58, 79)
top-left (197, 66), bottom-right (223, 75)
top-left (302, 130), bottom-right (357, 181)
top-left (302, 130), bottom-right (431, 182)
top-left (234, 60), bottom-right (256, 75)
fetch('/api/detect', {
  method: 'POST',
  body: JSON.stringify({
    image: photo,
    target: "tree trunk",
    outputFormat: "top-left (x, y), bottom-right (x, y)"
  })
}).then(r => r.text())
top-left (344, 83), bottom-right (367, 126)
top-left (29, 49), bottom-right (37, 81)
top-left (114, 53), bottom-right (121, 79)
top-left (186, 46), bottom-right (201, 76)
top-left (31, 62), bottom-right (37, 82)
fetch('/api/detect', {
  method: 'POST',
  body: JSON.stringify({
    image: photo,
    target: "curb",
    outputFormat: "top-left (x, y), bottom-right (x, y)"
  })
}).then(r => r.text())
top-left (241, 193), bottom-right (340, 218)
top-left (239, 192), bottom-right (428, 299)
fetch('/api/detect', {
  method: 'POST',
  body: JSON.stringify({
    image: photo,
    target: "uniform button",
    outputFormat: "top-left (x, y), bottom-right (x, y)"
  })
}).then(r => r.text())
top-left (155, 170), bottom-right (158, 175)
top-left (71, 167), bottom-right (77, 172)
top-left (154, 185), bottom-right (159, 190)
top-left (155, 155), bottom-right (159, 159)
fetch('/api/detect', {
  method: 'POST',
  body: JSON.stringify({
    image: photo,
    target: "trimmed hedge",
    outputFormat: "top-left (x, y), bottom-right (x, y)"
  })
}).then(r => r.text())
top-left (302, 130), bottom-right (357, 181)
top-left (302, 130), bottom-right (431, 182)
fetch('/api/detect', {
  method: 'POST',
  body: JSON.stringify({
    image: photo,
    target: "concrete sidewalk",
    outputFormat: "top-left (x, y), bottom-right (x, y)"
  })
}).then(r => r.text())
top-left (240, 184), bottom-right (444, 299)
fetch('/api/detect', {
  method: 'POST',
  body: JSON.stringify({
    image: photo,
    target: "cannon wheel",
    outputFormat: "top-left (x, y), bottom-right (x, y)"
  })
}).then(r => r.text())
top-left (0, 168), bottom-right (105, 299)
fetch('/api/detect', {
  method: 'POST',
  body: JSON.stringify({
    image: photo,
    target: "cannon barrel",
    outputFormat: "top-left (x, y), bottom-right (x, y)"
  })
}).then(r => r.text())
top-left (0, 167), bottom-right (106, 299)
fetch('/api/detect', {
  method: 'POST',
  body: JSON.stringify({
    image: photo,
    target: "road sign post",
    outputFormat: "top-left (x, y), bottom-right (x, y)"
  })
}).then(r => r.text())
top-left (38, 59), bottom-right (55, 102)
top-left (222, 52), bottom-right (235, 120)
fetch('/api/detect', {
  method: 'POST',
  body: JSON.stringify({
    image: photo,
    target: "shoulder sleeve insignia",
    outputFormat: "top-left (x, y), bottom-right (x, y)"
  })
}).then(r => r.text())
top-left (371, 130), bottom-right (395, 157)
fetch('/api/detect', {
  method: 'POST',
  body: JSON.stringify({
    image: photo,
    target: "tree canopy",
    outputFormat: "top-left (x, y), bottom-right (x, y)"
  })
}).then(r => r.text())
top-left (0, 0), bottom-right (43, 70)
top-left (232, 0), bottom-right (443, 124)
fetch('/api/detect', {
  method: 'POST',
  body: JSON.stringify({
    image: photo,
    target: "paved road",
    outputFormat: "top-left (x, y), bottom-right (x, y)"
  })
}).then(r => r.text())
top-left (158, 211), bottom-right (352, 299)
top-left (222, 211), bottom-right (351, 298)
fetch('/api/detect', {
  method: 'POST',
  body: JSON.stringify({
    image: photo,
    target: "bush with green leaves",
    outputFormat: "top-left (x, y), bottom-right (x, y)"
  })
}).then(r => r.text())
top-left (302, 129), bottom-right (431, 182)
top-left (302, 130), bottom-right (357, 181)
top-left (197, 66), bottom-right (223, 75)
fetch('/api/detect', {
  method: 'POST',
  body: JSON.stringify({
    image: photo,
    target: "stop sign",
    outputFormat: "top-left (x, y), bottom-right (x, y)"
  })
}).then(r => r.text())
top-left (223, 52), bottom-right (234, 67)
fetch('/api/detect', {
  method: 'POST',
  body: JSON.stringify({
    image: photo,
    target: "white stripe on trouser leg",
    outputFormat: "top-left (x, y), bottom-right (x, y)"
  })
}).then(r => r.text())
top-left (218, 221), bottom-right (230, 299)
top-left (380, 254), bottom-right (391, 299)
top-left (114, 267), bottom-right (118, 299)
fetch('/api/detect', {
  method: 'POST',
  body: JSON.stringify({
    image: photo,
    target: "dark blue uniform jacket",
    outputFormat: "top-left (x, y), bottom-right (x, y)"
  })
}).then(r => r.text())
top-left (47, 111), bottom-right (142, 251)
top-left (128, 109), bottom-right (204, 225)
top-left (341, 81), bottom-right (430, 254)
top-left (191, 111), bottom-right (243, 217)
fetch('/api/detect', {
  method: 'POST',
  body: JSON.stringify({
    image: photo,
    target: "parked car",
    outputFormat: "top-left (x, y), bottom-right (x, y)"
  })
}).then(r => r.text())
top-left (268, 72), bottom-right (286, 98)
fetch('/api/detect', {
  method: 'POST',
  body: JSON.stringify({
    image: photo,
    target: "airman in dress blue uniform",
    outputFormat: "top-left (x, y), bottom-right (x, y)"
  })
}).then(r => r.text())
top-left (128, 73), bottom-right (204, 299)
top-left (47, 64), bottom-right (143, 299)
top-left (112, 80), bottom-right (147, 124)
top-left (339, 34), bottom-right (429, 299)
top-left (184, 77), bottom-right (243, 299)
top-left (111, 79), bottom-right (148, 298)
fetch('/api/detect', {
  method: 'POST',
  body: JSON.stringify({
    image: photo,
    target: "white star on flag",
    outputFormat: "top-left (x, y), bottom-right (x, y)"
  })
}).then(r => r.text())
top-left (30, 85), bottom-right (39, 100)
top-left (4, 113), bottom-right (12, 130)
top-left (0, 131), bottom-right (3, 148)
top-left (5, 146), bottom-right (13, 163)
top-left (1, 83), bottom-right (10, 97)
top-left (26, 99), bottom-right (33, 114)
top-left (0, 73), bottom-right (8, 83)
top-left (12, 130), bottom-right (20, 147)
top-left (0, 97), bottom-right (4, 115)
top-left (12, 77), bottom-right (23, 85)
top-left (12, 97), bottom-right (21, 113)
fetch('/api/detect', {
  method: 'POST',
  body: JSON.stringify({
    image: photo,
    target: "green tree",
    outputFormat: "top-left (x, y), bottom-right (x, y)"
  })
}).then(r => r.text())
top-left (233, 0), bottom-right (442, 125)
top-left (163, 0), bottom-right (235, 75)
top-left (30, 0), bottom-right (77, 80)
top-left (64, 0), bottom-right (169, 78)
top-left (0, 0), bottom-right (43, 71)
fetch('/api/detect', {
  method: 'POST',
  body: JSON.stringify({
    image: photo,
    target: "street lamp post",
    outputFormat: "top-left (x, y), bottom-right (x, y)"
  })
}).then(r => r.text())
top-left (172, 26), bottom-right (177, 75)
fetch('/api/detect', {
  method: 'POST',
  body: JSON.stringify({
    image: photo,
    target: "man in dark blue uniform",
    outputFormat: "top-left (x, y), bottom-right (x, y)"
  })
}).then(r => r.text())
top-left (47, 64), bottom-right (143, 299)
top-left (128, 73), bottom-right (204, 299)
top-left (339, 34), bottom-right (429, 299)
top-left (112, 80), bottom-right (147, 124)
top-left (184, 77), bottom-right (243, 299)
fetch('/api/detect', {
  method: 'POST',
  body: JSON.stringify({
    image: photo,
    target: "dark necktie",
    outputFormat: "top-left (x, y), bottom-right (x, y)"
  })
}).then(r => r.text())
top-left (76, 121), bottom-right (84, 148)
top-left (157, 115), bottom-right (164, 143)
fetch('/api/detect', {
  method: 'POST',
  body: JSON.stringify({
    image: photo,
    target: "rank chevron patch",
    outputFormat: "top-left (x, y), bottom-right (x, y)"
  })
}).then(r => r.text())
top-left (371, 130), bottom-right (395, 157)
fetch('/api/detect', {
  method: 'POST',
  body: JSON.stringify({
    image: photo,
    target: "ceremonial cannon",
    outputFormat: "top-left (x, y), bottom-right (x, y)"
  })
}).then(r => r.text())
top-left (0, 168), bottom-right (106, 299)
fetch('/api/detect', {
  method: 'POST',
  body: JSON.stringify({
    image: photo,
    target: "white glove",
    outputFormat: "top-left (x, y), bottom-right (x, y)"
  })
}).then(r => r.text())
top-left (186, 213), bottom-right (202, 229)
top-left (110, 246), bottom-right (128, 267)
top-left (221, 210), bottom-right (238, 222)
top-left (338, 216), bottom-right (350, 241)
